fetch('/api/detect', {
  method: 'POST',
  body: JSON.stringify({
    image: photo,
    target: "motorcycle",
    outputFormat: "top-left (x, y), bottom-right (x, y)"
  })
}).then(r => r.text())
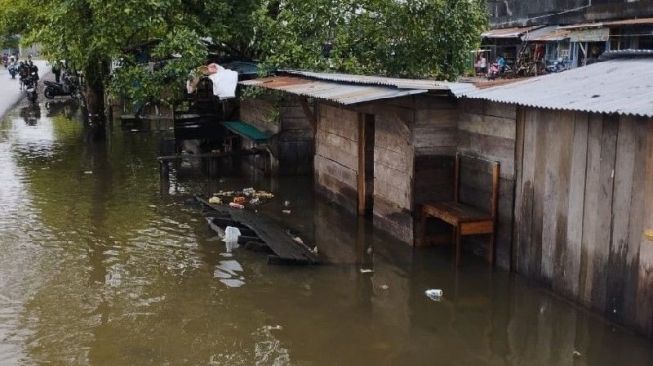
top-left (8, 63), bottom-right (17, 79)
top-left (23, 72), bottom-right (38, 103)
top-left (486, 63), bottom-right (512, 80)
top-left (545, 58), bottom-right (569, 73)
top-left (43, 73), bottom-right (81, 100)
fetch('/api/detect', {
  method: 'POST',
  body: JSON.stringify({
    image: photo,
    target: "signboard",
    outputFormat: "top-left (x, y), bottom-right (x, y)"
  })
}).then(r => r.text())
top-left (569, 28), bottom-right (609, 42)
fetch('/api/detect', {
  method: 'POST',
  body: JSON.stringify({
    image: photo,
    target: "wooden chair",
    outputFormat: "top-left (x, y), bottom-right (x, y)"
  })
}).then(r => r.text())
top-left (420, 154), bottom-right (500, 267)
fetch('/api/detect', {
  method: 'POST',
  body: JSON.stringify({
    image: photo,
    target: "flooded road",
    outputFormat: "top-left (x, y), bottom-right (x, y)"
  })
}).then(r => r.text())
top-left (1, 101), bottom-right (652, 366)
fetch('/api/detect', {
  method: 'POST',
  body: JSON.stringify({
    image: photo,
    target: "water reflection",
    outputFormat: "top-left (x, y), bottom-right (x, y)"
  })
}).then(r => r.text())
top-left (0, 101), bottom-right (651, 365)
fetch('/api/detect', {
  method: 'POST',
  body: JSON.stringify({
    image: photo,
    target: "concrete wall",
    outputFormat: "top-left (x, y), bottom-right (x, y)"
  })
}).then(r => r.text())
top-left (488, 0), bottom-right (653, 27)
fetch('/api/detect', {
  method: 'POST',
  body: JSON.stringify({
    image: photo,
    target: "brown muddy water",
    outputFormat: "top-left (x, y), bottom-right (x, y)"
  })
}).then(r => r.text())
top-left (0, 101), bottom-right (652, 366)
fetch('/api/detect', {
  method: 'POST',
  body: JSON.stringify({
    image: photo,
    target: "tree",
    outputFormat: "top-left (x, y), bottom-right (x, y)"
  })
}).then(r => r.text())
top-left (0, 0), bottom-right (209, 128)
top-left (0, 0), bottom-right (486, 130)
top-left (256, 0), bottom-right (487, 80)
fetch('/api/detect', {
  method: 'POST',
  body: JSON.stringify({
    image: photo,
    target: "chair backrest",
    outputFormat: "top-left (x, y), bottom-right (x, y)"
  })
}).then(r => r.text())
top-left (454, 153), bottom-right (500, 219)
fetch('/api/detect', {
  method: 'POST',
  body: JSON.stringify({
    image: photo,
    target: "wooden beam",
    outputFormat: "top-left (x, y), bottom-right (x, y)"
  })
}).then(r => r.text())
top-left (357, 113), bottom-right (366, 216)
top-left (299, 97), bottom-right (317, 134)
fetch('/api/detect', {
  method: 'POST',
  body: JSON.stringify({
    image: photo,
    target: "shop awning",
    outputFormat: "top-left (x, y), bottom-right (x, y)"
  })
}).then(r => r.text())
top-left (522, 26), bottom-right (571, 42)
top-left (481, 26), bottom-right (543, 39)
top-left (569, 27), bottom-right (610, 42)
top-left (223, 121), bottom-right (271, 143)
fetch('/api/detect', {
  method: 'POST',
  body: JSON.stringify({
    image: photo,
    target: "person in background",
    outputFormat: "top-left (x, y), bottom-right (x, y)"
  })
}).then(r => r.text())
top-left (478, 54), bottom-right (487, 75)
top-left (496, 55), bottom-right (506, 73)
top-left (52, 61), bottom-right (62, 83)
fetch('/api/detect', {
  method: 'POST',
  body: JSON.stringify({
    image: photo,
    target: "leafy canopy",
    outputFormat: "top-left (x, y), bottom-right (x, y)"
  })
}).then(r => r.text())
top-left (0, 0), bottom-right (486, 105)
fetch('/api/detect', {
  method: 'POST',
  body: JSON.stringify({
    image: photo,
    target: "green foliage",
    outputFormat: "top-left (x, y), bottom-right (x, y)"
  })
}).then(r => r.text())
top-left (0, 0), bottom-right (209, 105)
top-left (255, 0), bottom-right (488, 80)
top-left (0, 0), bottom-right (487, 108)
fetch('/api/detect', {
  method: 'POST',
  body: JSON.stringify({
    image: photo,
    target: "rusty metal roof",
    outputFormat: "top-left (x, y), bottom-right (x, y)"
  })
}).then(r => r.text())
top-left (240, 76), bottom-right (429, 105)
top-left (280, 70), bottom-right (452, 91)
top-left (481, 26), bottom-right (543, 39)
top-left (560, 17), bottom-right (653, 30)
top-left (461, 59), bottom-right (653, 117)
top-left (522, 26), bottom-right (571, 42)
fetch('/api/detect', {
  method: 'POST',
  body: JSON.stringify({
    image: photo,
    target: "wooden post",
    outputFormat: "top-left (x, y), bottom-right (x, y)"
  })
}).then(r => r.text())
top-left (357, 114), bottom-right (366, 216)
top-left (454, 153), bottom-right (460, 203)
top-left (489, 162), bottom-right (500, 267)
top-left (299, 97), bottom-right (317, 138)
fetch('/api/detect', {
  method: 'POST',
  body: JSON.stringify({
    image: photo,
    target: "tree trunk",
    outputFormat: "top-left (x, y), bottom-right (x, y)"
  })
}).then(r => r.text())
top-left (84, 58), bottom-right (110, 139)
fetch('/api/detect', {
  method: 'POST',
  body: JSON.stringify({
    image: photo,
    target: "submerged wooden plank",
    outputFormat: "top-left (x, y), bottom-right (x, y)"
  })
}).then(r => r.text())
top-left (196, 196), bottom-right (319, 264)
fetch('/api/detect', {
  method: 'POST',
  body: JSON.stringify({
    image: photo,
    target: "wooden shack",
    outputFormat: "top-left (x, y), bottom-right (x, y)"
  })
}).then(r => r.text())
top-left (241, 71), bottom-right (474, 245)
top-left (461, 57), bottom-right (653, 338)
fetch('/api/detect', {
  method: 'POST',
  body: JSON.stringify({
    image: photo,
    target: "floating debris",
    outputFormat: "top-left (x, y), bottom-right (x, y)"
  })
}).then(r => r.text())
top-left (83, 170), bottom-right (93, 175)
top-left (282, 209), bottom-right (291, 215)
top-left (360, 268), bottom-right (374, 274)
top-left (209, 196), bottom-right (222, 205)
top-left (425, 289), bottom-right (443, 301)
top-left (229, 202), bottom-right (245, 209)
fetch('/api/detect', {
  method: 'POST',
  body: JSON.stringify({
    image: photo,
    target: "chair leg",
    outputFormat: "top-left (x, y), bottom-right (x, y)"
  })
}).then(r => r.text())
top-left (455, 228), bottom-right (462, 267)
top-left (419, 210), bottom-right (428, 246)
top-left (488, 231), bottom-right (495, 267)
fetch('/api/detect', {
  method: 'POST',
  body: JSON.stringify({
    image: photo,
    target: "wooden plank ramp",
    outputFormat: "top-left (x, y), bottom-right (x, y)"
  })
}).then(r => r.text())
top-left (196, 196), bottom-right (319, 265)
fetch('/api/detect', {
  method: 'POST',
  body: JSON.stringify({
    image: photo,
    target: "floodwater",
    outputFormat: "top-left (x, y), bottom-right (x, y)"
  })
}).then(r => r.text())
top-left (0, 101), bottom-right (652, 366)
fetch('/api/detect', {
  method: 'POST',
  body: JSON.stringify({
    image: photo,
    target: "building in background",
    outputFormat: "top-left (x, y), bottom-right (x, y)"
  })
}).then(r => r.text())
top-left (482, 1), bottom-right (653, 72)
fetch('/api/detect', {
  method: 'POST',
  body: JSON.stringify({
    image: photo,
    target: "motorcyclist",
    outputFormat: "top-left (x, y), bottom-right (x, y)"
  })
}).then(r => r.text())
top-left (18, 61), bottom-right (29, 89)
top-left (27, 60), bottom-right (39, 81)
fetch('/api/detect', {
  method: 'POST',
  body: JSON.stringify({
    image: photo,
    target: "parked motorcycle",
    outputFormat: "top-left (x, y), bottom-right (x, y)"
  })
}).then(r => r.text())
top-left (486, 63), bottom-right (513, 80)
top-left (545, 58), bottom-right (569, 73)
top-left (43, 73), bottom-right (81, 100)
top-left (23, 72), bottom-right (38, 103)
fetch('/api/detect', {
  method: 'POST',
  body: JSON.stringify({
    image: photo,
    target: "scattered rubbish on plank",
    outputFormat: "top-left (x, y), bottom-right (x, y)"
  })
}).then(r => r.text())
top-left (196, 195), bottom-right (319, 265)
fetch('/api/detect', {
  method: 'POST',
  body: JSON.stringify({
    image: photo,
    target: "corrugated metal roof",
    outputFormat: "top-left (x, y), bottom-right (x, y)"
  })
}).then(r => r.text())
top-left (481, 26), bottom-right (543, 39)
top-left (461, 59), bottom-right (653, 117)
top-left (281, 70), bottom-right (451, 91)
top-left (560, 17), bottom-right (653, 30)
top-left (522, 26), bottom-right (571, 42)
top-left (240, 76), bottom-right (429, 105)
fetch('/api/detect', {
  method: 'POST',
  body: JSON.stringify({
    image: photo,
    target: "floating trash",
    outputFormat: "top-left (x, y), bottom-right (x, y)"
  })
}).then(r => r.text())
top-left (425, 289), bottom-right (443, 301)
top-left (360, 268), bottom-right (374, 274)
top-left (224, 226), bottom-right (242, 243)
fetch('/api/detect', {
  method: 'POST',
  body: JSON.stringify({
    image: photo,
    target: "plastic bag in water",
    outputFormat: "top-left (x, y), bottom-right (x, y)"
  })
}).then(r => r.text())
top-left (224, 226), bottom-right (242, 243)
top-left (425, 289), bottom-right (443, 301)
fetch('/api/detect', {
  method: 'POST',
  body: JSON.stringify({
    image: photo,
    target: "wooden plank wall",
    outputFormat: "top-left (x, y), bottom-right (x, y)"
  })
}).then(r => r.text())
top-left (314, 103), bottom-right (360, 213)
top-left (370, 106), bottom-right (415, 242)
top-left (457, 100), bottom-right (518, 270)
top-left (278, 97), bottom-right (314, 175)
top-left (239, 97), bottom-right (314, 175)
top-left (412, 95), bottom-right (458, 206)
top-left (239, 98), bottom-right (281, 134)
top-left (514, 108), bottom-right (653, 337)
